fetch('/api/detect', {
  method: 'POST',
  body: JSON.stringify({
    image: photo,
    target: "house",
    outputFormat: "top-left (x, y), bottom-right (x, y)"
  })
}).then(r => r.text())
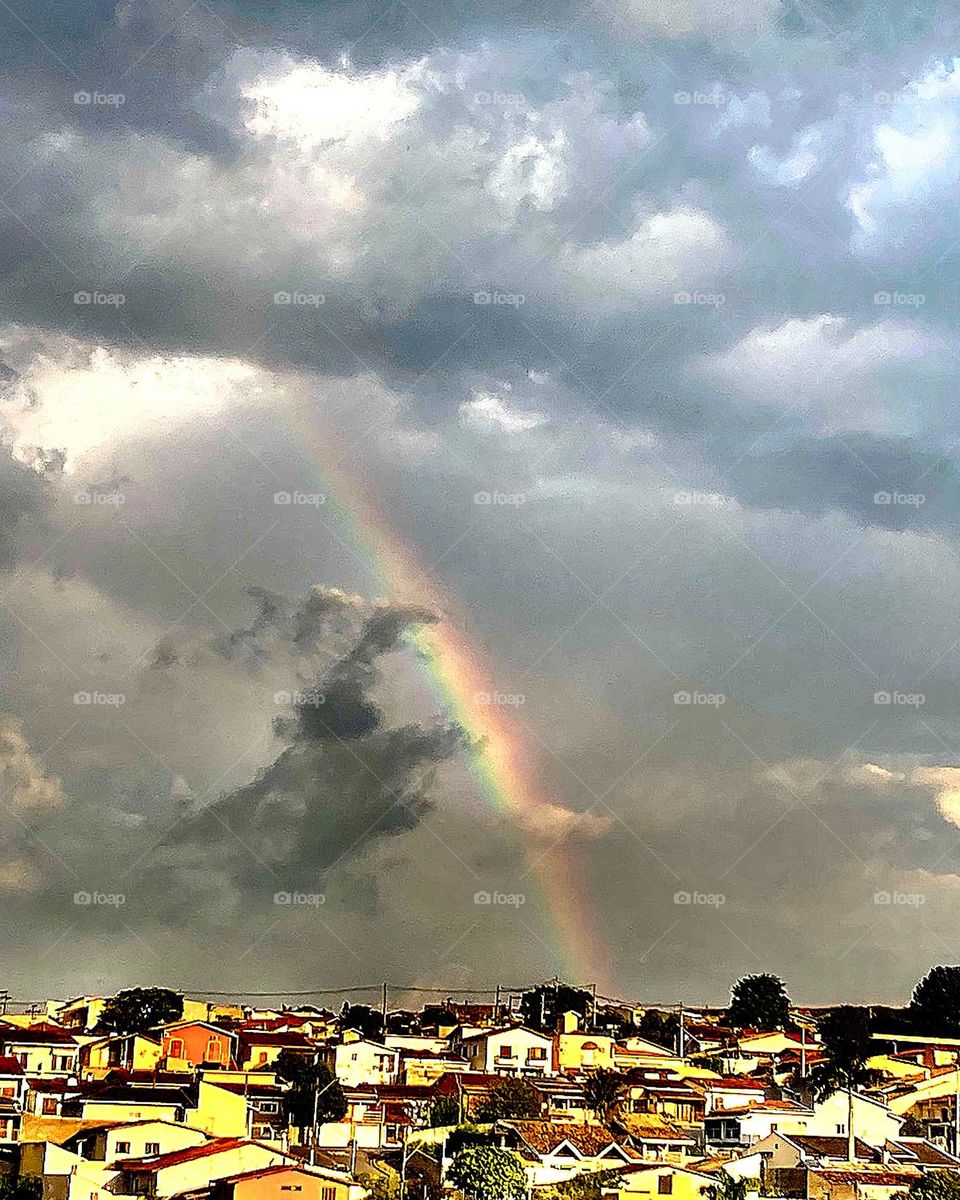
top-left (198, 1163), bottom-right (363, 1200)
top-left (60, 1082), bottom-right (198, 1125)
top-left (807, 1164), bottom-right (919, 1200)
top-left (432, 1072), bottom-right (519, 1121)
top-left (451, 1026), bottom-right (555, 1077)
top-left (207, 1082), bottom-right (289, 1143)
top-left (613, 1114), bottom-right (698, 1162)
top-left (694, 1076), bottom-right (767, 1113)
top-left (326, 1035), bottom-right (398, 1088)
top-left (600, 1161), bottom-right (718, 1200)
top-left (115, 1136), bottom-right (295, 1197)
top-left (0, 1025), bottom-right (79, 1076)
top-left (703, 1090), bottom-right (903, 1152)
top-left (621, 1071), bottom-right (705, 1125)
top-left (555, 1012), bottom-right (616, 1074)
top-left (239, 1031), bottom-right (316, 1071)
top-left (49, 997), bottom-right (109, 1033)
top-left (492, 1120), bottom-right (639, 1187)
top-left (162, 1022), bottom-right (238, 1071)
top-left (64, 1118), bottom-right (211, 1161)
top-left (317, 1085), bottom-right (427, 1151)
top-left (529, 1077), bottom-right (593, 1124)
top-left (81, 1033), bottom-right (163, 1077)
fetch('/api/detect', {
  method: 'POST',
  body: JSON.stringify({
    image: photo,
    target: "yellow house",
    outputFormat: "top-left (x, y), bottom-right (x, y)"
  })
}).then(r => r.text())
top-left (601, 1163), bottom-right (718, 1200)
top-left (556, 1013), bottom-right (616, 1073)
top-left (80, 1033), bottom-right (162, 1078)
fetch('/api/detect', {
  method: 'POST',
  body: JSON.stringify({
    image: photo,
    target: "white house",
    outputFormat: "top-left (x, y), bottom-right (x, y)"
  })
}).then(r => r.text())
top-left (451, 1026), bottom-right (555, 1077)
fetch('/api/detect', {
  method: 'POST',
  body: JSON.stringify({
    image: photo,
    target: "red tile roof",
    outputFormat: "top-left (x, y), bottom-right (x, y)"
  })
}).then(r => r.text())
top-left (121, 1138), bottom-right (251, 1172)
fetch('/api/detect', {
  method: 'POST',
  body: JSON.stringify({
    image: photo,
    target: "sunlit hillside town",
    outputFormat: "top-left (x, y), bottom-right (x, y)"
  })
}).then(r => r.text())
top-left (4, 973), bottom-right (960, 1200)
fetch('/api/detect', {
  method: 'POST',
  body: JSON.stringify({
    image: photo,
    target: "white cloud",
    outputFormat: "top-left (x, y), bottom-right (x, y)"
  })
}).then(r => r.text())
top-left (847, 58), bottom-right (960, 253)
top-left (460, 391), bottom-right (548, 433)
top-left (565, 205), bottom-right (728, 301)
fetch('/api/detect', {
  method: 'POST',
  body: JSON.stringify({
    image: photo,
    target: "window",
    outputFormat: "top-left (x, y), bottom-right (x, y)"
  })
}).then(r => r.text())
top-left (42, 1098), bottom-right (58, 1115)
top-left (116, 1142), bottom-right (131, 1154)
top-left (169, 1039), bottom-right (184, 1058)
top-left (499, 1045), bottom-right (514, 1058)
top-left (145, 1143), bottom-right (160, 1155)
top-left (321, 1189), bottom-right (336, 1200)
top-left (657, 1176), bottom-right (673, 1195)
top-left (260, 1101), bottom-right (279, 1114)
top-left (206, 1039), bottom-right (222, 1062)
top-left (528, 1047), bottom-right (546, 1060)
top-left (0, 1087), bottom-right (14, 1097)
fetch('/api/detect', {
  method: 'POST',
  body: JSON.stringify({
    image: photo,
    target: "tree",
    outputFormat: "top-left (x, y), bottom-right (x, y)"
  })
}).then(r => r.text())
top-left (274, 1049), bottom-right (346, 1128)
top-left (0, 1179), bottom-right (42, 1200)
top-left (809, 1006), bottom-right (878, 1161)
top-left (429, 1094), bottom-right (461, 1127)
top-left (97, 987), bottom-right (183, 1034)
top-left (728, 974), bottom-right (791, 1031)
top-left (911, 967), bottom-right (960, 1036)
top-left (520, 982), bottom-right (592, 1032)
top-left (701, 1177), bottom-right (748, 1200)
top-left (475, 1078), bottom-right (541, 1122)
top-left (339, 1003), bottom-right (384, 1041)
top-left (420, 1005), bottom-right (458, 1031)
top-left (896, 1175), bottom-right (960, 1200)
top-left (447, 1146), bottom-right (527, 1200)
top-left (581, 1069), bottom-right (627, 1124)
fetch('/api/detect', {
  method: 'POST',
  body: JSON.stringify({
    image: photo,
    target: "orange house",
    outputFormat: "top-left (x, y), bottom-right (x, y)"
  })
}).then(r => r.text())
top-left (163, 1022), bottom-right (237, 1070)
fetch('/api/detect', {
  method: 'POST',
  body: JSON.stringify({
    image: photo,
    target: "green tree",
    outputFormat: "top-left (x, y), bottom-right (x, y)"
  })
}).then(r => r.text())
top-left (701, 1177), bottom-right (748, 1200)
top-left (274, 1049), bottom-right (346, 1128)
top-left (520, 982), bottom-right (592, 1032)
top-left (896, 1174), bottom-right (960, 1200)
top-left (0, 1179), bottom-right (42, 1200)
top-left (339, 1002), bottom-right (384, 1040)
top-left (475, 1078), bottom-right (541, 1122)
top-left (910, 966), bottom-right (960, 1036)
top-left (728, 974), bottom-right (791, 1031)
top-left (447, 1147), bottom-right (527, 1200)
top-left (429, 1094), bottom-right (461, 1127)
top-left (581, 1069), bottom-right (627, 1124)
top-left (97, 988), bottom-right (183, 1034)
top-left (809, 1006), bottom-right (879, 1160)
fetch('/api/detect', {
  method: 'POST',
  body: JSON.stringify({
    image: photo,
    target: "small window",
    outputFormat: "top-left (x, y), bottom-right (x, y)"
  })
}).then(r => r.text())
top-left (116, 1142), bottom-right (131, 1154)
top-left (42, 1098), bottom-right (58, 1115)
top-left (321, 1188), bottom-right (336, 1200)
top-left (500, 1045), bottom-right (513, 1058)
top-left (169, 1039), bottom-right (184, 1058)
top-left (658, 1176), bottom-right (673, 1195)
top-left (145, 1143), bottom-right (160, 1155)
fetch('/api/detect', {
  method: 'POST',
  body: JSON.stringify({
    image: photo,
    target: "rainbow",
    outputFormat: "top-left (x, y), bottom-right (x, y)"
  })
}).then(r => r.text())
top-left (284, 399), bottom-right (609, 988)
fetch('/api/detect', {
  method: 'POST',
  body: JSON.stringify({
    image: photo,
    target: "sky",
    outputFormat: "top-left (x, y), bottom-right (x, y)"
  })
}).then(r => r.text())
top-left (1, 0), bottom-right (960, 1007)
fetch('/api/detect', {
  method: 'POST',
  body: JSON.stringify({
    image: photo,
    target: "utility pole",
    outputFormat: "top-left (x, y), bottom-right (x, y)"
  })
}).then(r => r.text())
top-left (494, 984), bottom-right (501, 1025)
top-left (800, 1024), bottom-right (806, 1078)
top-left (954, 1060), bottom-right (960, 1159)
top-left (381, 982), bottom-right (388, 1033)
top-left (847, 1084), bottom-right (855, 1162)
top-left (589, 983), bottom-right (597, 1030)
top-left (0, 991), bottom-right (8, 1017)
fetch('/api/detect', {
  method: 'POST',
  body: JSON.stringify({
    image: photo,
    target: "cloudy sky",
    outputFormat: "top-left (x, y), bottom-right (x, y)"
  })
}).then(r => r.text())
top-left (2, 0), bottom-right (960, 1008)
